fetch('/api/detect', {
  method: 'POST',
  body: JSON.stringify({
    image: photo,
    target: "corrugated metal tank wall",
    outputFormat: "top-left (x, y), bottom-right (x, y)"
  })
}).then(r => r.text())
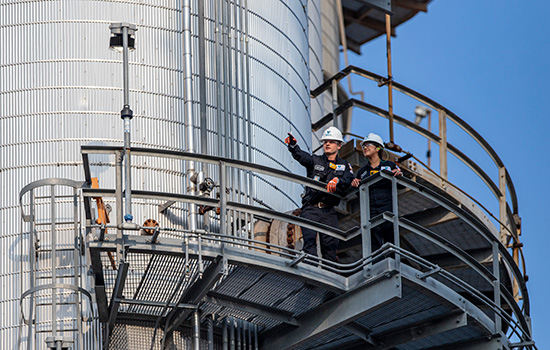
top-left (1, 0), bottom-right (319, 347)
top-left (311, 0), bottom-right (347, 148)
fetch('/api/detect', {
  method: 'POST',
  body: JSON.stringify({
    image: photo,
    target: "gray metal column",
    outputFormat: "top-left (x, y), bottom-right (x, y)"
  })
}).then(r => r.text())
top-left (359, 182), bottom-right (372, 259)
top-left (192, 311), bottom-right (200, 350)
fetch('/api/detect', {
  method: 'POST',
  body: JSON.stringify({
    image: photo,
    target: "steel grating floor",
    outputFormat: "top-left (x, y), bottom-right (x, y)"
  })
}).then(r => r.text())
top-left (88, 234), bottom-right (500, 349)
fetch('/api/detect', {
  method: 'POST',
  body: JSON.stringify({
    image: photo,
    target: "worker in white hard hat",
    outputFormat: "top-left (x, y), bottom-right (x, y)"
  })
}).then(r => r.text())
top-left (284, 126), bottom-right (354, 261)
top-left (351, 132), bottom-right (402, 251)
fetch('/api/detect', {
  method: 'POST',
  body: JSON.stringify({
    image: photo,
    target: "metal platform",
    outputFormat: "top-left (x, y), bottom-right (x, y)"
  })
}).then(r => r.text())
top-left (77, 146), bottom-right (532, 350)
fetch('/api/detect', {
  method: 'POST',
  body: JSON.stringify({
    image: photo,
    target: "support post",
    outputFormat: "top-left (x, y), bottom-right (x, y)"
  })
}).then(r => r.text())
top-left (115, 151), bottom-right (124, 265)
top-left (332, 79), bottom-right (338, 126)
top-left (498, 166), bottom-right (507, 244)
top-left (391, 174), bottom-right (400, 266)
top-left (385, 13), bottom-right (395, 144)
top-left (220, 161), bottom-right (228, 236)
top-left (193, 311), bottom-right (200, 350)
top-left (439, 109), bottom-right (448, 181)
top-left (492, 241), bottom-right (502, 334)
top-left (360, 183), bottom-right (372, 260)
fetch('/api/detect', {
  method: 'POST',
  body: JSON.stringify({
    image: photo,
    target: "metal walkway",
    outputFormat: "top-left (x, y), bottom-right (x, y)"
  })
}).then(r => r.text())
top-left (78, 146), bottom-right (532, 350)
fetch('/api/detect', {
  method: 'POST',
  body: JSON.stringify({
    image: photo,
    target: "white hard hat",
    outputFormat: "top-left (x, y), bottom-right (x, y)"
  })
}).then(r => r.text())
top-left (320, 127), bottom-right (344, 142)
top-left (360, 133), bottom-right (384, 148)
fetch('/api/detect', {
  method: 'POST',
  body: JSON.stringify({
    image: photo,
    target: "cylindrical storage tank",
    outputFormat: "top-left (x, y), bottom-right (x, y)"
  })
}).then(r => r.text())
top-left (0, 0), bottom-right (320, 347)
top-left (312, 0), bottom-right (350, 145)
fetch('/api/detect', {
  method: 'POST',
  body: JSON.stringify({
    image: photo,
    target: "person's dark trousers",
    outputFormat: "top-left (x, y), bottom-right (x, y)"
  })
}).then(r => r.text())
top-left (300, 205), bottom-right (339, 261)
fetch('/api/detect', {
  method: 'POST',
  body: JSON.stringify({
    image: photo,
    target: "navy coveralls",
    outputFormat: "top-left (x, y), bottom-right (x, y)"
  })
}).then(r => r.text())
top-left (289, 144), bottom-right (354, 261)
top-left (356, 160), bottom-right (400, 251)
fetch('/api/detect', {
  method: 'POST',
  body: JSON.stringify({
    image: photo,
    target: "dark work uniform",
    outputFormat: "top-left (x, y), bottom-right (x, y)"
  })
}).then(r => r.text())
top-left (289, 144), bottom-right (354, 261)
top-left (356, 160), bottom-right (401, 251)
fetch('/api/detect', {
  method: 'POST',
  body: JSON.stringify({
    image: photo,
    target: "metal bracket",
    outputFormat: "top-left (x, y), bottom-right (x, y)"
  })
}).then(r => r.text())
top-left (150, 226), bottom-right (161, 244)
top-left (416, 266), bottom-right (442, 280)
top-left (159, 200), bottom-right (176, 213)
top-left (286, 252), bottom-right (307, 268)
top-left (362, 0), bottom-right (393, 14)
top-left (510, 340), bottom-right (535, 348)
top-left (107, 262), bottom-right (129, 329)
top-left (99, 223), bottom-right (106, 241)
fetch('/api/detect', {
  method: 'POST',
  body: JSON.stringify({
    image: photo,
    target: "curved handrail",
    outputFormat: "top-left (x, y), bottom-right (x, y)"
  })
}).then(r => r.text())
top-left (312, 65), bottom-right (519, 218)
top-left (81, 146), bottom-right (531, 342)
top-left (394, 246), bottom-right (533, 345)
top-left (373, 171), bottom-right (530, 316)
top-left (19, 178), bottom-right (84, 221)
top-left (81, 145), bottom-right (333, 195)
top-left (83, 146), bottom-right (529, 311)
top-left (20, 283), bottom-right (95, 325)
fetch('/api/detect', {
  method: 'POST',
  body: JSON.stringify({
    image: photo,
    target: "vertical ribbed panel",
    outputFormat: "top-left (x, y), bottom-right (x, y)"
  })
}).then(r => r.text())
top-left (320, 0), bottom-right (340, 77)
top-left (308, 0), bottom-right (326, 146)
top-left (1, 0), bottom-right (318, 347)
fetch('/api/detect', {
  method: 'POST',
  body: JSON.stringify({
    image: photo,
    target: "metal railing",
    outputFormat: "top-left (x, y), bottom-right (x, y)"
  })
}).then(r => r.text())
top-left (364, 171), bottom-right (533, 348)
top-left (18, 178), bottom-right (99, 350)
top-left (79, 145), bottom-right (534, 348)
top-left (310, 66), bottom-right (528, 305)
top-left (311, 65), bottom-right (520, 245)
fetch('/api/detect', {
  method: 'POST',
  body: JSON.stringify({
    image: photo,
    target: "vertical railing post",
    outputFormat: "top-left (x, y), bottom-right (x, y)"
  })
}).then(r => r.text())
top-left (385, 13), bottom-right (395, 145)
top-left (438, 109), bottom-right (448, 181)
top-left (391, 175), bottom-right (400, 266)
top-left (220, 161), bottom-right (228, 236)
top-left (27, 189), bottom-right (36, 349)
top-left (332, 79), bottom-right (338, 126)
top-left (50, 185), bottom-right (58, 339)
top-left (498, 166), bottom-right (507, 244)
top-left (73, 187), bottom-right (84, 349)
top-left (492, 241), bottom-right (502, 334)
top-left (359, 182), bottom-right (371, 259)
top-left (115, 151), bottom-right (124, 265)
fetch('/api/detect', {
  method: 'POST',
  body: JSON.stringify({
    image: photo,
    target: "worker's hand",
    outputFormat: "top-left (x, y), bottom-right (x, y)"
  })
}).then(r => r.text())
top-left (326, 177), bottom-right (339, 193)
top-left (351, 178), bottom-right (361, 187)
top-left (285, 133), bottom-right (297, 147)
top-left (392, 168), bottom-right (402, 177)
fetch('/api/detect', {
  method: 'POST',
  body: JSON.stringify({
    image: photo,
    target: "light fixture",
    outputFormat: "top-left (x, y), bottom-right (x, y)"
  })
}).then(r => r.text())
top-left (414, 105), bottom-right (432, 168)
top-left (109, 23), bottom-right (136, 53)
top-left (414, 105), bottom-right (430, 125)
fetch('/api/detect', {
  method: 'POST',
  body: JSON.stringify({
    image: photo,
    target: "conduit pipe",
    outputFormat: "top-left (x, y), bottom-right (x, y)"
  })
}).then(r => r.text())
top-left (182, 0), bottom-right (197, 232)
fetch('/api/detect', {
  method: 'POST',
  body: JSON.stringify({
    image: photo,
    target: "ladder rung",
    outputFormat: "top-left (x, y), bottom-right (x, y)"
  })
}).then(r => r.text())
top-left (36, 302), bottom-right (79, 306)
top-left (35, 329), bottom-right (78, 333)
top-left (37, 248), bottom-right (79, 252)
top-left (35, 195), bottom-right (76, 200)
top-left (35, 221), bottom-right (78, 226)
top-left (37, 275), bottom-right (80, 279)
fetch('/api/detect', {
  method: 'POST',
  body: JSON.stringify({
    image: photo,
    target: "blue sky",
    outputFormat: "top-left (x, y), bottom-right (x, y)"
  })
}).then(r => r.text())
top-left (343, 1), bottom-right (549, 348)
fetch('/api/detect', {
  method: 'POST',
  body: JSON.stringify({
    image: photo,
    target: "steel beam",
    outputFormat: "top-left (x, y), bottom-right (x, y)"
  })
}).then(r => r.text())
top-left (164, 256), bottom-right (224, 335)
top-left (108, 262), bottom-right (129, 328)
top-left (342, 322), bottom-right (376, 346)
top-left (206, 292), bottom-right (298, 326)
top-left (90, 250), bottom-right (109, 322)
top-left (430, 336), bottom-right (506, 350)
top-left (367, 311), bottom-right (467, 350)
top-left (259, 274), bottom-right (401, 350)
top-left (393, 0), bottom-right (427, 12)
